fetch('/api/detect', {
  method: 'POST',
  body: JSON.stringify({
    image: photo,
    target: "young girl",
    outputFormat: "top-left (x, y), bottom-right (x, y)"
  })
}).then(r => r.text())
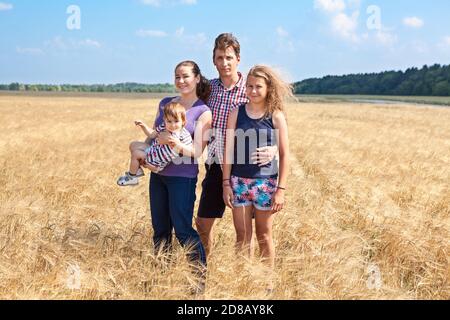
top-left (117, 102), bottom-right (194, 186)
top-left (222, 65), bottom-right (292, 270)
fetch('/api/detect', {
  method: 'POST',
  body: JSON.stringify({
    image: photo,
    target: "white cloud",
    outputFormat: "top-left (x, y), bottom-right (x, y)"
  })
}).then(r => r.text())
top-left (80, 39), bottom-right (101, 48)
top-left (347, 0), bottom-right (361, 9)
top-left (45, 36), bottom-right (68, 50)
top-left (182, 32), bottom-right (207, 45)
top-left (44, 37), bottom-right (102, 50)
top-left (173, 27), bottom-right (207, 46)
top-left (175, 27), bottom-right (185, 37)
top-left (16, 47), bottom-right (44, 55)
top-left (444, 36), bottom-right (450, 46)
top-left (314, 0), bottom-right (346, 13)
top-left (276, 26), bottom-right (289, 37)
top-left (315, 1), bottom-right (399, 47)
top-left (0, 2), bottom-right (13, 11)
top-left (403, 17), bottom-right (424, 28)
top-left (331, 11), bottom-right (360, 42)
top-left (141, 0), bottom-right (161, 7)
top-left (375, 30), bottom-right (397, 46)
top-left (180, 0), bottom-right (197, 4)
top-left (136, 29), bottom-right (168, 38)
top-left (315, 0), bottom-right (362, 43)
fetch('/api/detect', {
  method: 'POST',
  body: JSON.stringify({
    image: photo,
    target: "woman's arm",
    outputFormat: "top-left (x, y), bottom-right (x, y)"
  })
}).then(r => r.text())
top-left (171, 110), bottom-right (212, 158)
top-left (271, 110), bottom-right (290, 213)
top-left (222, 108), bottom-right (239, 209)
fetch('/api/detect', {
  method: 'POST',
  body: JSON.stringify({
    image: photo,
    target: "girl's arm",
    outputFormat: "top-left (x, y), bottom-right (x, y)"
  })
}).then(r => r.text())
top-left (171, 111), bottom-right (212, 158)
top-left (144, 107), bottom-right (162, 145)
top-left (135, 120), bottom-right (157, 139)
top-left (222, 108), bottom-right (239, 209)
top-left (272, 110), bottom-right (290, 213)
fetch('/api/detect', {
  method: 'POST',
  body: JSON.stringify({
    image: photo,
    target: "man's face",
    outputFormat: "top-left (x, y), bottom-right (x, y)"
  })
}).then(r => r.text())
top-left (213, 46), bottom-right (240, 79)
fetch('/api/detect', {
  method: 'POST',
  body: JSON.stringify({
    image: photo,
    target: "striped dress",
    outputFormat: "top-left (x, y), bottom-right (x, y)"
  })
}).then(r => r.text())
top-left (145, 124), bottom-right (193, 172)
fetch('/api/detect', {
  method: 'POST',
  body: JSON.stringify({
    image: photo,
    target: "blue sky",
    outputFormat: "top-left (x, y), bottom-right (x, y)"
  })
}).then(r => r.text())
top-left (1, 0), bottom-right (449, 84)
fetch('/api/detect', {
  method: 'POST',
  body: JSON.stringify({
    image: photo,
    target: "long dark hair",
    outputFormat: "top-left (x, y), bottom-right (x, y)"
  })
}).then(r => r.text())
top-left (175, 61), bottom-right (211, 103)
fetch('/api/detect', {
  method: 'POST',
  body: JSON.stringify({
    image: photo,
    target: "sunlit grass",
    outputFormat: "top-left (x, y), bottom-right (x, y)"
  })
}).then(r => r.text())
top-left (0, 93), bottom-right (448, 300)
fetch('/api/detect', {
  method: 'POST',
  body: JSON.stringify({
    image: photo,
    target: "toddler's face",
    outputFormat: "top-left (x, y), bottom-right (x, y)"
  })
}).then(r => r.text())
top-left (164, 116), bottom-right (184, 133)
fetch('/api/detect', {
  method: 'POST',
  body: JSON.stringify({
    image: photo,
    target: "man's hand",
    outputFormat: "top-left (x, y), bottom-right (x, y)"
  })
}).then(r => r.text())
top-left (251, 145), bottom-right (278, 167)
top-left (223, 185), bottom-right (234, 209)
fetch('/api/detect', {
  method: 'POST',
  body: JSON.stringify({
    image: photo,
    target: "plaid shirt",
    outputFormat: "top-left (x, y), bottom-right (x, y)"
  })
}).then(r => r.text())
top-left (207, 73), bottom-right (248, 165)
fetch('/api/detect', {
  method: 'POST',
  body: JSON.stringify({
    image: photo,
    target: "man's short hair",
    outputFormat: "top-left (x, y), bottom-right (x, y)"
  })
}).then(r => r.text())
top-left (213, 33), bottom-right (240, 59)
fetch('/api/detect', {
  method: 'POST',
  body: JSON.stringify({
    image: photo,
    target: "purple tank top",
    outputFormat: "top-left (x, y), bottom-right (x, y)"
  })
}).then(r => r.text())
top-left (153, 97), bottom-right (210, 178)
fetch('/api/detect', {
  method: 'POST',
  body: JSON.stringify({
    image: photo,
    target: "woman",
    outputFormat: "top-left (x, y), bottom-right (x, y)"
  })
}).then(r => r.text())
top-left (144, 61), bottom-right (212, 291)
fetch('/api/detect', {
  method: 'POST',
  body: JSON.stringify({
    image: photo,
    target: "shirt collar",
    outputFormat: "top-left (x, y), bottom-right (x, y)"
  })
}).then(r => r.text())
top-left (219, 72), bottom-right (244, 91)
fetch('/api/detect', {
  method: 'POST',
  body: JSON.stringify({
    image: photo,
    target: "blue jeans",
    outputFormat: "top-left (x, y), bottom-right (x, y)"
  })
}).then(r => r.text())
top-left (149, 173), bottom-right (206, 267)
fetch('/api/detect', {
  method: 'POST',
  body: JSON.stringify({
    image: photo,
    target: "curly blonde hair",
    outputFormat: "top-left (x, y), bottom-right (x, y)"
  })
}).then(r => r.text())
top-left (247, 65), bottom-right (295, 117)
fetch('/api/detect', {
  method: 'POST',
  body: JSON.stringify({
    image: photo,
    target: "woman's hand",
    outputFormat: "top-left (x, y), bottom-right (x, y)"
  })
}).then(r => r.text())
top-left (141, 162), bottom-right (159, 173)
top-left (251, 145), bottom-right (278, 167)
top-left (271, 189), bottom-right (285, 213)
top-left (223, 185), bottom-right (234, 209)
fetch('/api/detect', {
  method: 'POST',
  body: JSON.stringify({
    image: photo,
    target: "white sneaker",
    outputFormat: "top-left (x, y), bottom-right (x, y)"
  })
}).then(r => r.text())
top-left (135, 167), bottom-right (145, 178)
top-left (117, 173), bottom-right (139, 186)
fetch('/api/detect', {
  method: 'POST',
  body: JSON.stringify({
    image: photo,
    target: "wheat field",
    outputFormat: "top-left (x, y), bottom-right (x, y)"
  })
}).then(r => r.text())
top-left (0, 92), bottom-right (448, 300)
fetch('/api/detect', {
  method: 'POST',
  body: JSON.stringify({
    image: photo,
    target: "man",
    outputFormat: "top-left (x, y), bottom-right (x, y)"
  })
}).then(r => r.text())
top-left (197, 33), bottom-right (277, 256)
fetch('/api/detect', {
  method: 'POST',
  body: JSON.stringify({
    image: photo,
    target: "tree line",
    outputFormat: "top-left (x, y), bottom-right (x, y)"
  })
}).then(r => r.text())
top-left (294, 64), bottom-right (450, 96)
top-left (0, 82), bottom-right (176, 93)
top-left (2, 64), bottom-right (449, 96)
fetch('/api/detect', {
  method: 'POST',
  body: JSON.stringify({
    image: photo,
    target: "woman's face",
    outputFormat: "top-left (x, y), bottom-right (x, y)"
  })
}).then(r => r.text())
top-left (175, 65), bottom-right (200, 96)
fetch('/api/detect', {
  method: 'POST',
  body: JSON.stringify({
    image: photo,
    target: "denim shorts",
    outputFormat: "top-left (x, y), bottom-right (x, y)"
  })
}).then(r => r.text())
top-left (231, 175), bottom-right (278, 211)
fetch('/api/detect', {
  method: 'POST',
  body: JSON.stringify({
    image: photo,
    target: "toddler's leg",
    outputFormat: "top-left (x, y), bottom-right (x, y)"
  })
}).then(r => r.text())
top-left (130, 141), bottom-right (150, 153)
top-left (130, 149), bottom-right (147, 175)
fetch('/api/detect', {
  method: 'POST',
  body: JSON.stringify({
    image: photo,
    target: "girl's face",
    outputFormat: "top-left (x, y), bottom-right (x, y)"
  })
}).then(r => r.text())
top-left (175, 65), bottom-right (200, 96)
top-left (164, 115), bottom-right (184, 133)
top-left (246, 75), bottom-right (268, 105)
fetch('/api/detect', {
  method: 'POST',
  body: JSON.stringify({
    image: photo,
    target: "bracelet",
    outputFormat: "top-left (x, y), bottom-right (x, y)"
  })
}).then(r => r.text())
top-left (277, 186), bottom-right (286, 190)
top-left (223, 179), bottom-right (231, 182)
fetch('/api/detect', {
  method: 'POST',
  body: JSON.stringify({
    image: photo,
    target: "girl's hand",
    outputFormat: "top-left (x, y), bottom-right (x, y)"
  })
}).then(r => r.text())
top-left (157, 131), bottom-right (171, 146)
top-left (223, 185), bottom-right (234, 209)
top-left (251, 145), bottom-right (278, 167)
top-left (135, 120), bottom-right (148, 129)
top-left (167, 136), bottom-right (181, 149)
top-left (271, 189), bottom-right (285, 213)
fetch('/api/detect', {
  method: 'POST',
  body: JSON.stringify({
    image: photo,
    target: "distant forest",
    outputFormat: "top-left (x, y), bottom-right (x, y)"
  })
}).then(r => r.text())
top-left (294, 64), bottom-right (450, 96)
top-left (1, 64), bottom-right (450, 96)
top-left (0, 82), bottom-right (176, 93)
